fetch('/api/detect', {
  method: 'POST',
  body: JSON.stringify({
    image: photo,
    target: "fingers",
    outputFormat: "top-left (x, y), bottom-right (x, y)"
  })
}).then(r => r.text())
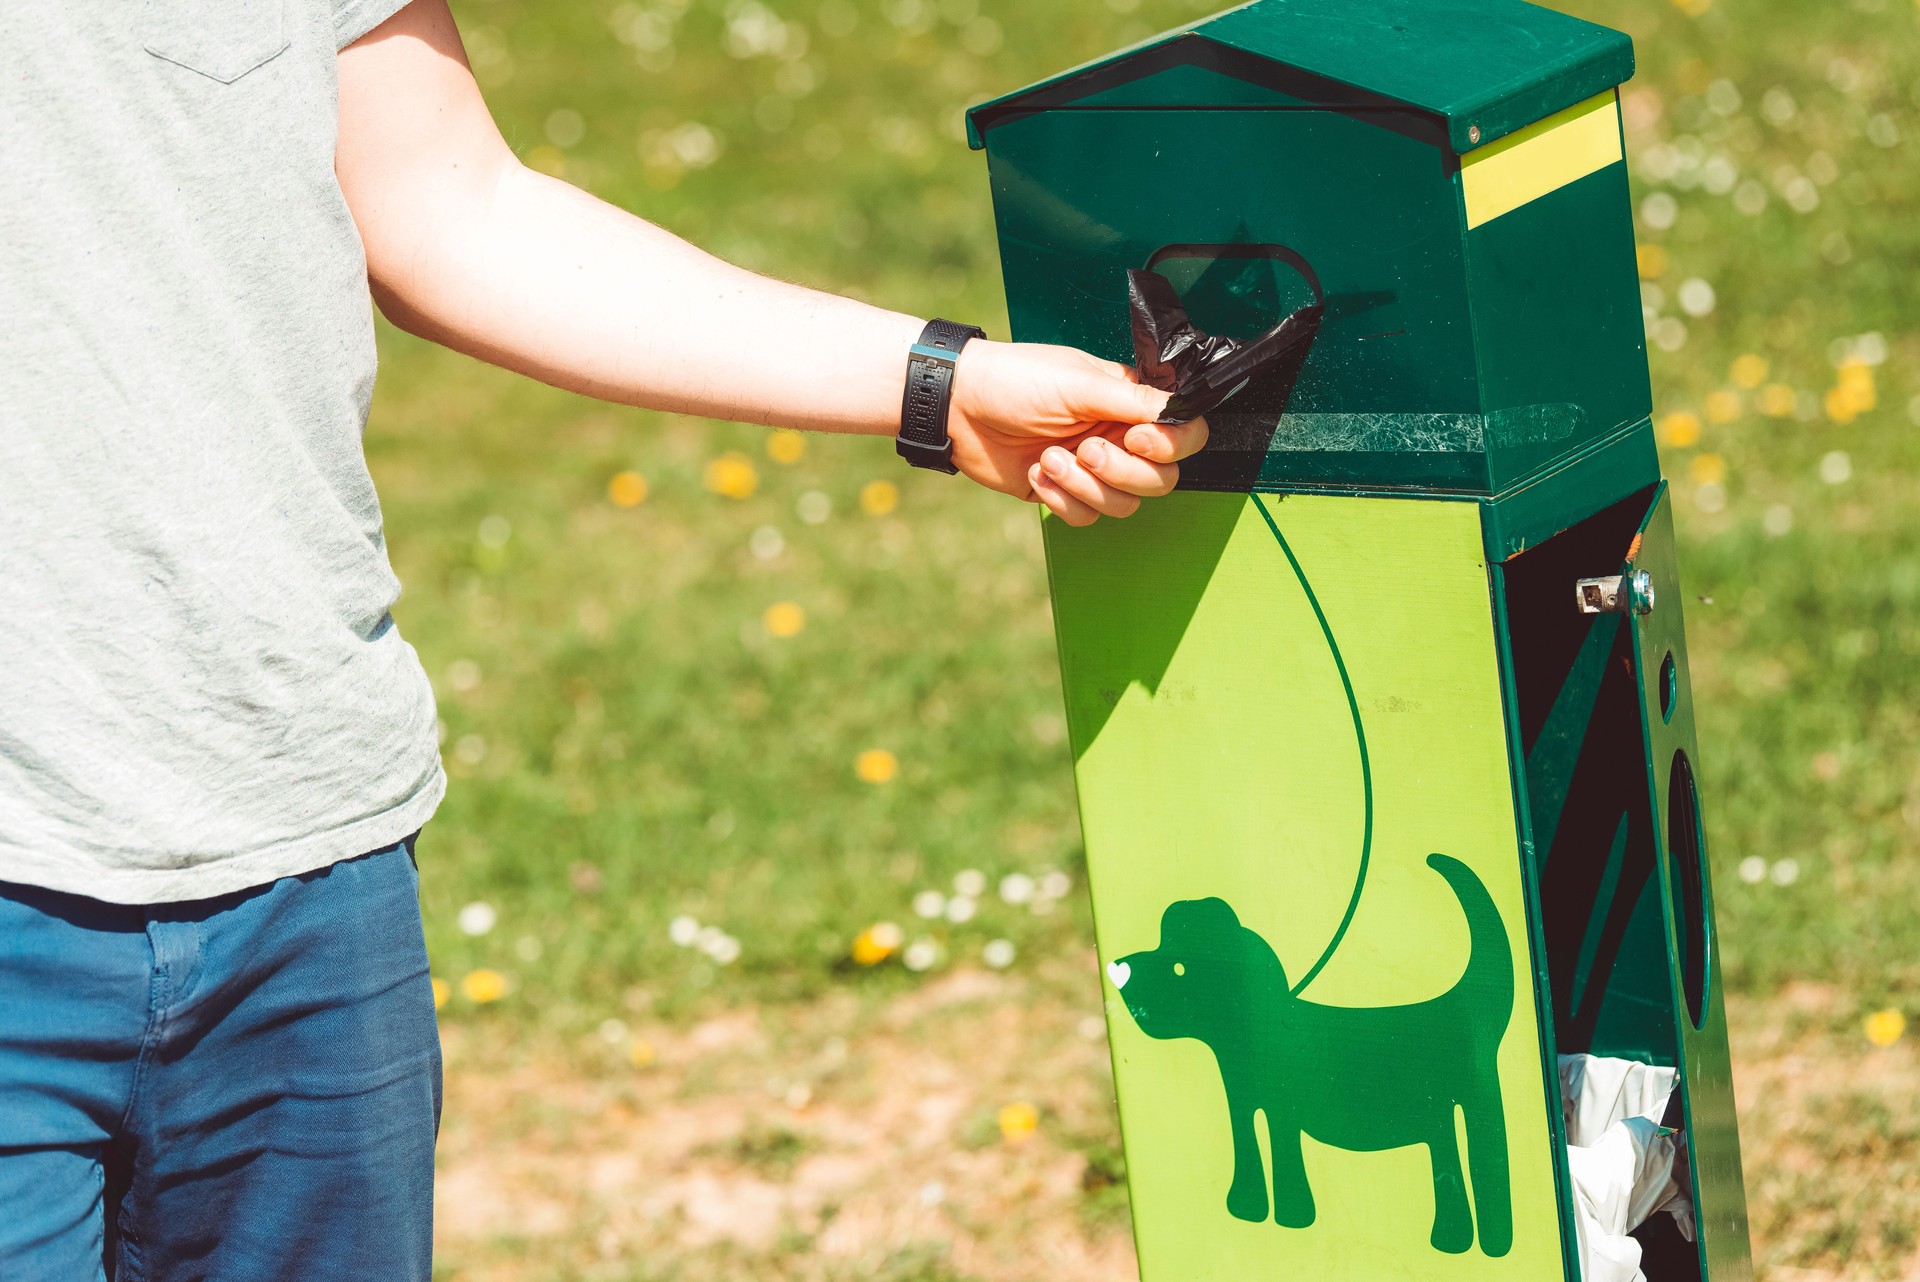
top-left (1122, 415), bottom-right (1210, 464)
top-left (1037, 445), bottom-right (1142, 519)
top-left (1076, 435), bottom-right (1177, 498)
top-left (1061, 366), bottom-right (1173, 430)
top-left (1027, 463), bottom-right (1101, 526)
top-left (1059, 360), bottom-right (1208, 464)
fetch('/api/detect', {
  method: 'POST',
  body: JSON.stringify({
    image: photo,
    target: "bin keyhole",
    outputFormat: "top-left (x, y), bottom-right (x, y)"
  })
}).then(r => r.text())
top-left (1659, 651), bottom-right (1678, 723)
top-left (1667, 751), bottom-right (1710, 1029)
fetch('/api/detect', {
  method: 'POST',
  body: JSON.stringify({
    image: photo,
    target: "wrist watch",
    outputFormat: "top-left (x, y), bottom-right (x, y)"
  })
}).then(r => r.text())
top-left (896, 318), bottom-right (986, 474)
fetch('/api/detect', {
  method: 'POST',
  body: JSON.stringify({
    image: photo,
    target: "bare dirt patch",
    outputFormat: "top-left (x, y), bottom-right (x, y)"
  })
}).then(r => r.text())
top-left (433, 965), bottom-right (1136, 1281)
top-left (1730, 992), bottom-right (1920, 1281)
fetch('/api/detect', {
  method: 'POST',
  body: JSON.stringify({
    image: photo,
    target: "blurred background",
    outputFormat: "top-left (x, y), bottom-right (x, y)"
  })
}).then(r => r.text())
top-left (380, 0), bottom-right (1919, 1277)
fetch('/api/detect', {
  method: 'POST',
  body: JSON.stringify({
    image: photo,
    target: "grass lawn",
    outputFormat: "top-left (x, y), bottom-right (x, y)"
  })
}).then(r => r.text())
top-left (367, 0), bottom-right (1920, 1276)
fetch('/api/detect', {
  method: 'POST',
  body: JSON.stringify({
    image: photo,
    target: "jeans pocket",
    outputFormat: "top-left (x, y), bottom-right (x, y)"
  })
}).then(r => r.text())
top-left (143, 0), bottom-right (291, 84)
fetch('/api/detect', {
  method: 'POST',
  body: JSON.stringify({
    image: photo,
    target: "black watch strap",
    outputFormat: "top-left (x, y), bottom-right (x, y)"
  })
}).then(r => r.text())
top-left (897, 318), bottom-right (986, 474)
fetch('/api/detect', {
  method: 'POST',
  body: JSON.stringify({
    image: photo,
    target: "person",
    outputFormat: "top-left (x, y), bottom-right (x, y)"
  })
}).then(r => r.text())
top-left (0, 2), bottom-right (1208, 1277)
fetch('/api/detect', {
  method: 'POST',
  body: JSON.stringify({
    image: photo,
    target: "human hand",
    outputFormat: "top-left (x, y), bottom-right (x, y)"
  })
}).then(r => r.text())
top-left (945, 340), bottom-right (1210, 525)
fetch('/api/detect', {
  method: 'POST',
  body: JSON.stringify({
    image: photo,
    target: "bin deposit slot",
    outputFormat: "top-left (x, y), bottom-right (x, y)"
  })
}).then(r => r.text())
top-left (1665, 751), bottom-right (1710, 1030)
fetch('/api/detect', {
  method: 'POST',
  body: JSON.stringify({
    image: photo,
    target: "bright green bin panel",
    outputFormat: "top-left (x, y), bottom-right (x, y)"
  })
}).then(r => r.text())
top-left (1046, 491), bottom-right (1565, 1279)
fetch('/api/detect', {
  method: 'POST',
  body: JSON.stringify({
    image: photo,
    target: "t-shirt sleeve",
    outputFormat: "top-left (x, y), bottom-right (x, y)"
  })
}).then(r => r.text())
top-left (334, 0), bottom-right (416, 49)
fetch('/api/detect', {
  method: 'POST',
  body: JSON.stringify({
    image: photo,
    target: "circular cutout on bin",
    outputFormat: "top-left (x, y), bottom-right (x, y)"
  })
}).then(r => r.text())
top-left (1666, 751), bottom-right (1711, 1030)
top-left (1659, 652), bottom-right (1678, 723)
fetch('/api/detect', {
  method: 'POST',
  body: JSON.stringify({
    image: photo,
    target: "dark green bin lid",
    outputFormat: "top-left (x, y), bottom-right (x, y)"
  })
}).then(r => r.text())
top-left (966, 0), bottom-right (1633, 155)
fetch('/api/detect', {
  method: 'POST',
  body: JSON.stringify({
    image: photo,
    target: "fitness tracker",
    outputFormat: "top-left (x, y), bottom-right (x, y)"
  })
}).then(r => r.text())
top-left (896, 318), bottom-right (986, 474)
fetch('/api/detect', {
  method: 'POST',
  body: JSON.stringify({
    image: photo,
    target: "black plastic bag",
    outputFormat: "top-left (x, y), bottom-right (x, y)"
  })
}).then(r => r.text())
top-left (1128, 262), bottom-right (1324, 425)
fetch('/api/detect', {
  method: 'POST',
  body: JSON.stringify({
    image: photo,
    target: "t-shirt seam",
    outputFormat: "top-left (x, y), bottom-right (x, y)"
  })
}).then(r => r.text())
top-left (334, 0), bottom-right (414, 50)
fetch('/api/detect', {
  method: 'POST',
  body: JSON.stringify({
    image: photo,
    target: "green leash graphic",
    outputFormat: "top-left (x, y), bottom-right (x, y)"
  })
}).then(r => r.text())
top-left (1250, 494), bottom-right (1372, 998)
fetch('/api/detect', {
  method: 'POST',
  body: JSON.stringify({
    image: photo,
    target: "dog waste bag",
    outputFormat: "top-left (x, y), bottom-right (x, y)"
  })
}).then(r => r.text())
top-left (1561, 1055), bottom-right (1695, 1282)
top-left (1128, 260), bottom-right (1322, 425)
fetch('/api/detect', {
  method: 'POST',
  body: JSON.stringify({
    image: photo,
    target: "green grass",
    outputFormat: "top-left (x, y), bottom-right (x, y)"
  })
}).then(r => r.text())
top-left (374, 0), bottom-right (1920, 1274)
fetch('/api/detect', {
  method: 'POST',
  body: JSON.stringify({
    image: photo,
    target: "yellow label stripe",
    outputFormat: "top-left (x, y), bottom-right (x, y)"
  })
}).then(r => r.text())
top-left (1461, 92), bottom-right (1622, 229)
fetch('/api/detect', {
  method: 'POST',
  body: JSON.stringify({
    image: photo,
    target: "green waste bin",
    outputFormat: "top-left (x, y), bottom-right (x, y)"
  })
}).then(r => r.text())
top-left (966, 2), bottom-right (1752, 1279)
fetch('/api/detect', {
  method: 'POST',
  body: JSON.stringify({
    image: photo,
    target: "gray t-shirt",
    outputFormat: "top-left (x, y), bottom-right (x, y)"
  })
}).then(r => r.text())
top-left (1, 0), bottom-right (441, 903)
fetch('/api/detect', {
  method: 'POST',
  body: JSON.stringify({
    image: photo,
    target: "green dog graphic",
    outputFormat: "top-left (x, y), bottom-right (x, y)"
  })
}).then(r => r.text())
top-left (1107, 853), bottom-right (1515, 1256)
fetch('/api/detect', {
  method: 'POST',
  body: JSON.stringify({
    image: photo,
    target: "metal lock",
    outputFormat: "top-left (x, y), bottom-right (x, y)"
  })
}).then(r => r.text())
top-left (1575, 569), bottom-right (1655, 616)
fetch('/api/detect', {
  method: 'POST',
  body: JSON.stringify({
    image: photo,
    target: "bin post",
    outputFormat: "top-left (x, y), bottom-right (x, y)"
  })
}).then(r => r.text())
top-left (968, 3), bottom-right (1753, 1279)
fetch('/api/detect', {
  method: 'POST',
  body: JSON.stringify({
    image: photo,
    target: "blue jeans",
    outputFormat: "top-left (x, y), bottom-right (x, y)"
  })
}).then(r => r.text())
top-left (0, 841), bottom-right (441, 1280)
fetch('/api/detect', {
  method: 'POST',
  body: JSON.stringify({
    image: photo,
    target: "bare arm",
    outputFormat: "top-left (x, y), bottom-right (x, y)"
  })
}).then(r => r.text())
top-left (335, 0), bottom-right (1207, 523)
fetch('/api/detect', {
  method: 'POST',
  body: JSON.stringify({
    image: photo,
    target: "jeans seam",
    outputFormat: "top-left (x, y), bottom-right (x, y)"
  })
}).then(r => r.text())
top-left (110, 945), bottom-right (170, 1279)
top-left (119, 962), bottom-right (167, 1136)
top-left (113, 1206), bottom-right (150, 1282)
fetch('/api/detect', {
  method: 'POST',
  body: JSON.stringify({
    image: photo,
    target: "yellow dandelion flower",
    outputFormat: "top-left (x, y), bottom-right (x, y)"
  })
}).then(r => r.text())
top-left (1865, 1008), bottom-right (1906, 1048)
top-left (629, 1038), bottom-right (658, 1068)
top-left (851, 921), bottom-right (903, 965)
top-left (855, 748), bottom-right (897, 784)
top-left (1636, 244), bottom-right (1669, 280)
top-left (1687, 453), bottom-right (1727, 485)
top-left (1824, 386), bottom-right (1859, 424)
top-left (1704, 390), bottom-right (1741, 424)
top-left (1759, 384), bottom-right (1798, 418)
top-left (1657, 411), bottom-right (1701, 448)
top-left (607, 470), bottom-right (649, 508)
top-left (431, 977), bottom-right (450, 1010)
top-left (704, 452), bottom-right (759, 500)
top-left (997, 1102), bottom-right (1040, 1144)
top-left (763, 600), bottom-right (806, 638)
top-left (860, 479), bottom-right (899, 516)
top-left (1730, 354), bottom-right (1768, 389)
top-left (1835, 361), bottom-right (1877, 413)
top-left (460, 968), bottom-right (509, 1004)
top-left (767, 429), bottom-right (807, 464)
